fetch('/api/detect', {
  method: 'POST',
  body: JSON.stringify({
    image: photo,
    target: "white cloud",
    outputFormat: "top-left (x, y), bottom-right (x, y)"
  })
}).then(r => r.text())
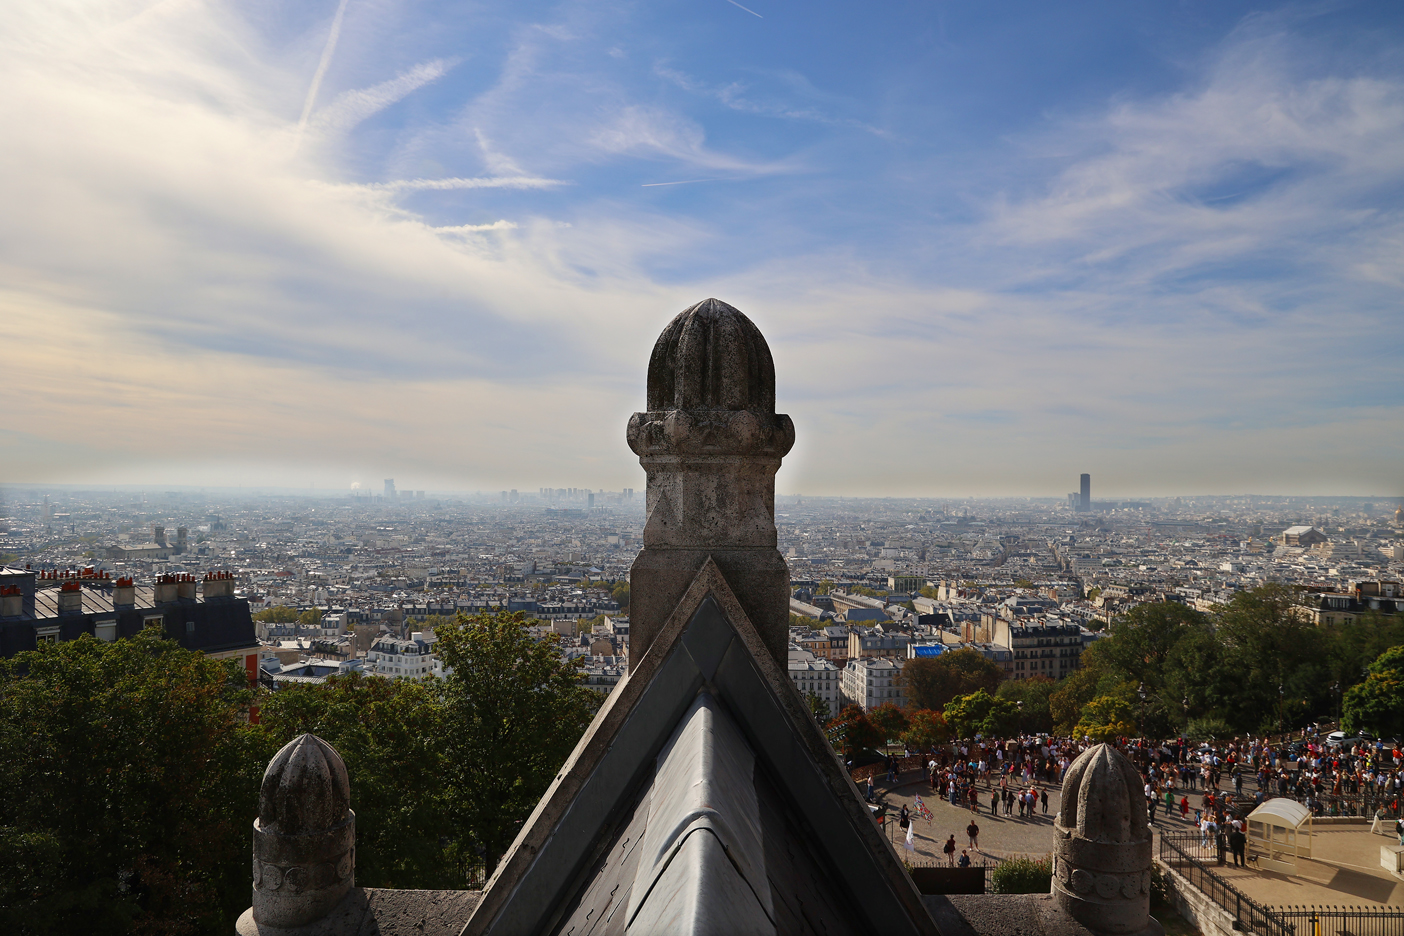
top-left (309, 59), bottom-right (455, 136)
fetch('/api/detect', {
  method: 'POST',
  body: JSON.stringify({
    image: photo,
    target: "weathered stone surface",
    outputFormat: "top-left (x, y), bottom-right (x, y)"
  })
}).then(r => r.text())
top-left (1051, 744), bottom-right (1161, 936)
top-left (236, 887), bottom-right (480, 936)
top-left (627, 299), bottom-right (794, 670)
top-left (251, 734), bottom-right (356, 929)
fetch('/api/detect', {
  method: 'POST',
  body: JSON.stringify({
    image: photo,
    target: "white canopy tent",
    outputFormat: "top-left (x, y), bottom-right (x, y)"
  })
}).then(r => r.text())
top-left (1246, 798), bottom-right (1312, 873)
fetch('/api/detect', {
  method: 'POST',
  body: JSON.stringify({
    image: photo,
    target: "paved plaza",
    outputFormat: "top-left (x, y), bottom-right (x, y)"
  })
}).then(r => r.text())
top-left (1213, 825), bottom-right (1404, 908)
top-left (868, 772), bottom-right (1404, 910)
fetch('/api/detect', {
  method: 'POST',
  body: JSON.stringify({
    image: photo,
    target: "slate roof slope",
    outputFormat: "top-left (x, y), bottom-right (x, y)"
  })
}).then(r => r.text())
top-left (461, 559), bottom-right (940, 936)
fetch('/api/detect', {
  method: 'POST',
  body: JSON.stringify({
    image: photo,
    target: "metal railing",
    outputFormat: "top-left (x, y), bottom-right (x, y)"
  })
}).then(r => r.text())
top-left (1159, 832), bottom-right (1295, 936)
top-left (1275, 907), bottom-right (1404, 936)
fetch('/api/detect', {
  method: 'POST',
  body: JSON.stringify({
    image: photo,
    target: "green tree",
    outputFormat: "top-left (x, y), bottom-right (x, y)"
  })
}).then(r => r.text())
top-left (996, 676), bottom-right (1057, 734)
top-left (253, 605), bottom-right (299, 624)
top-left (868, 703), bottom-right (910, 751)
top-left (1074, 694), bottom-right (1136, 742)
top-left (1213, 585), bottom-right (1330, 733)
top-left (0, 628), bottom-right (261, 935)
top-left (919, 586), bottom-right (940, 600)
top-left (254, 673), bottom-right (452, 889)
top-left (816, 579), bottom-right (835, 596)
top-left (804, 692), bottom-right (831, 724)
top-left (900, 710), bottom-right (949, 751)
top-left (610, 581), bottom-right (630, 610)
top-left (903, 648), bottom-right (1002, 711)
top-left (1342, 645), bottom-right (1404, 736)
top-left (826, 705), bottom-right (882, 758)
top-left (1049, 666), bottom-right (1101, 735)
top-left (435, 611), bottom-right (599, 873)
top-left (298, 607), bottom-right (323, 628)
top-left (943, 689), bottom-right (1019, 739)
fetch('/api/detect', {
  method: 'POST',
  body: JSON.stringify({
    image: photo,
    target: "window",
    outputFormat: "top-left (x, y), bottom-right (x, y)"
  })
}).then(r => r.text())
top-left (36, 626), bottom-right (60, 645)
top-left (144, 615), bottom-right (164, 629)
top-left (186, 620), bottom-right (195, 634)
top-left (95, 620), bottom-right (117, 642)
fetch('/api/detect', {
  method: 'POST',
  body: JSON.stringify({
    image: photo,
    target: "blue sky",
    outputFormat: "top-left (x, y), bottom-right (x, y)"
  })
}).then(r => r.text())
top-left (2, 0), bottom-right (1402, 497)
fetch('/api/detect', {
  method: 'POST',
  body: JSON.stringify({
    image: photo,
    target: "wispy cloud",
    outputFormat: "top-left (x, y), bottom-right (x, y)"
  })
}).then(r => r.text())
top-left (654, 64), bottom-right (889, 136)
top-left (589, 105), bottom-right (792, 173)
top-left (361, 175), bottom-right (569, 192)
top-left (434, 220), bottom-right (518, 233)
top-left (293, 0), bottom-right (351, 154)
top-left (310, 59), bottom-right (455, 136)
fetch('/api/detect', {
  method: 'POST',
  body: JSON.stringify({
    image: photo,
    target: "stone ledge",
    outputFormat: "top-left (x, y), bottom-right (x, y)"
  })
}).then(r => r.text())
top-left (923, 893), bottom-right (1109, 936)
top-left (236, 887), bottom-right (480, 936)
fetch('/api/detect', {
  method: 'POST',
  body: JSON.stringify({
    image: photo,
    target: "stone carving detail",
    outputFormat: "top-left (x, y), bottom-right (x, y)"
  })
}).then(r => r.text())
top-left (250, 734), bottom-right (357, 928)
top-left (252, 848), bottom-right (355, 893)
top-left (1052, 743), bottom-right (1162, 936)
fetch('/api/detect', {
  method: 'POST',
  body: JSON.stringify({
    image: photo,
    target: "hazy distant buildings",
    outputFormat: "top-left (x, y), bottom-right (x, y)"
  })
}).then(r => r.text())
top-left (384, 479), bottom-right (396, 499)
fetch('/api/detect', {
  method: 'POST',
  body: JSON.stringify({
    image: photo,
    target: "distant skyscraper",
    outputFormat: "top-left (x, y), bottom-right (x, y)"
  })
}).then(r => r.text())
top-left (384, 479), bottom-right (396, 499)
top-left (1079, 473), bottom-right (1091, 513)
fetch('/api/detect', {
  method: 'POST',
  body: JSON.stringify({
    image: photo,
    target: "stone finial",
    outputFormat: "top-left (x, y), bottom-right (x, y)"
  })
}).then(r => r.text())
top-left (251, 734), bottom-right (356, 928)
top-left (626, 300), bottom-right (795, 669)
top-left (1052, 744), bottom-right (1160, 936)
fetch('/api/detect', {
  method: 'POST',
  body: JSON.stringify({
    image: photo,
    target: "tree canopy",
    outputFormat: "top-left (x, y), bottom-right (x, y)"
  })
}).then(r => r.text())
top-left (903, 648), bottom-right (1002, 711)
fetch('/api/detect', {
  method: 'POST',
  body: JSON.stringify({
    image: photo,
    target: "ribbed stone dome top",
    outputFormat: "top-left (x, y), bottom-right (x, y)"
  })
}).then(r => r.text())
top-left (1057, 743), bottom-right (1149, 843)
top-left (258, 733), bottom-right (351, 835)
top-left (646, 299), bottom-right (776, 412)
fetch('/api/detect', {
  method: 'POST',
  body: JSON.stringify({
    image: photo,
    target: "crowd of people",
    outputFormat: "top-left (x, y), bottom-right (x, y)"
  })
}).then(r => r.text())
top-left (863, 729), bottom-right (1404, 865)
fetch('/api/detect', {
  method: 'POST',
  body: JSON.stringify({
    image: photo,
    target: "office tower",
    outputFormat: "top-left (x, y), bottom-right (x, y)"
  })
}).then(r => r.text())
top-left (1079, 473), bottom-right (1091, 512)
top-left (384, 479), bottom-right (396, 499)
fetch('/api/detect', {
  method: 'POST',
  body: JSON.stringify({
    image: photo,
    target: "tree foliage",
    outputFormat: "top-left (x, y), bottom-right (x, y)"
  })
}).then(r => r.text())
top-left (868, 702), bottom-right (909, 749)
top-left (253, 605), bottom-right (298, 623)
top-left (943, 689), bottom-right (1019, 739)
top-left (1074, 694), bottom-right (1136, 743)
top-left (900, 709), bottom-right (949, 751)
top-left (903, 648), bottom-right (1002, 712)
top-left (827, 705), bottom-right (882, 758)
top-left (996, 676), bottom-right (1057, 734)
top-left (434, 611), bottom-right (600, 872)
top-left (0, 628), bottom-right (261, 935)
top-left (1342, 644), bottom-right (1404, 736)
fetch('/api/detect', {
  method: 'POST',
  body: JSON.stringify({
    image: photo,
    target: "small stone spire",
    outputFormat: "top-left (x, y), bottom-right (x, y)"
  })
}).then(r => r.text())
top-left (627, 299), bottom-right (795, 669)
top-left (1052, 744), bottom-right (1162, 936)
top-left (250, 734), bottom-right (356, 928)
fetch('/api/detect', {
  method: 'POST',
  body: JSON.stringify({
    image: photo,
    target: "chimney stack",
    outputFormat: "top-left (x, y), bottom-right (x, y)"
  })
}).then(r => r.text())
top-left (154, 574), bottom-right (179, 604)
top-left (203, 571), bottom-right (236, 599)
top-left (58, 580), bottom-right (83, 614)
top-left (114, 577), bottom-right (136, 607)
top-left (0, 586), bottom-right (21, 618)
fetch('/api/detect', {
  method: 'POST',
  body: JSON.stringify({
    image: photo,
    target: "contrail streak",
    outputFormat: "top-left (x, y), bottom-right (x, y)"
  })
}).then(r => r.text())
top-left (725, 0), bottom-right (763, 17)
top-left (293, 0), bottom-right (351, 154)
top-left (641, 179), bottom-right (716, 187)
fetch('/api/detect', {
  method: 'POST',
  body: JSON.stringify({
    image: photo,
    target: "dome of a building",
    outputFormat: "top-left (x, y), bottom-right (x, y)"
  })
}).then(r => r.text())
top-left (258, 733), bottom-right (351, 836)
top-left (646, 299), bottom-right (776, 412)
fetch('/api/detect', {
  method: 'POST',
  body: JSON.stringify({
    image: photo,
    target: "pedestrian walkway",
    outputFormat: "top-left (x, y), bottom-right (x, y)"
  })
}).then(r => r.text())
top-left (870, 776), bottom-right (1062, 863)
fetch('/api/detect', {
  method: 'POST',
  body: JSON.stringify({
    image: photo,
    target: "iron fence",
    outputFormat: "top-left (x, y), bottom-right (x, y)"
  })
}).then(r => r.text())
top-left (1276, 907), bottom-right (1404, 936)
top-left (1159, 832), bottom-right (1295, 936)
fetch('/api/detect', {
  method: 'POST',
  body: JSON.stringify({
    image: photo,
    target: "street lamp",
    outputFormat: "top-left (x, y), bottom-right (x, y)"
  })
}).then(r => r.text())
top-left (1278, 684), bottom-right (1285, 737)
top-left (1137, 682), bottom-right (1147, 739)
top-left (1332, 681), bottom-right (1341, 724)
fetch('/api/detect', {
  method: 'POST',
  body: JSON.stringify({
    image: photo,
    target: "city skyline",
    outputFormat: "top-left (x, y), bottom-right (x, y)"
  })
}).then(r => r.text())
top-left (3, 2), bottom-right (1403, 496)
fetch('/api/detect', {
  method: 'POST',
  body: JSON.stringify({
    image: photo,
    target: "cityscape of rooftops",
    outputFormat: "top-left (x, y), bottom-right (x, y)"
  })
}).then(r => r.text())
top-left (3, 1), bottom-right (1403, 933)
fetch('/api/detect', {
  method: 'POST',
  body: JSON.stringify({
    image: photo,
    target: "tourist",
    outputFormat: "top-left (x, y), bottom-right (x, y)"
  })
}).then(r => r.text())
top-left (1228, 825), bottom-right (1246, 867)
top-left (944, 834), bottom-right (957, 866)
top-left (967, 818), bottom-right (980, 850)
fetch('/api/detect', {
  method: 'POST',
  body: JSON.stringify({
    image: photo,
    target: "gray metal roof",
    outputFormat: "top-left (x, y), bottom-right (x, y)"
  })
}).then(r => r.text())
top-left (462, 559), bottom-right (939, 936)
